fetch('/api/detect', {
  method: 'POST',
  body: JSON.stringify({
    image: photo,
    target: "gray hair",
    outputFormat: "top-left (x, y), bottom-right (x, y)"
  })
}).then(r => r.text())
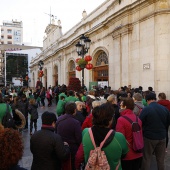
top-left (92, 101), bottom-right (101, 108)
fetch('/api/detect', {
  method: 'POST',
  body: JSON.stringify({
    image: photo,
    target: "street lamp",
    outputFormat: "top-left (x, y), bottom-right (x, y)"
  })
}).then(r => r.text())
top-left (75, 34), bottom-right (91, 87)
top-left (38, 60), bottom-right (44, 87)
top-left (38, 60), bottom-right (44, 71)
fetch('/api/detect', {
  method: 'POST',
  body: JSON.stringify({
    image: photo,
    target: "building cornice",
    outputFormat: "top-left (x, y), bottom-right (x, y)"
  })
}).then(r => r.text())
top-left (33, 0), bottom-right (170, 65)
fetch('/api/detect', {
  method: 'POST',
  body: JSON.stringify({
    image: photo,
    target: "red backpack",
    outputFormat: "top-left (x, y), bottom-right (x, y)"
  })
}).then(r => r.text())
top-left (122, 116), bottom-right (144, 153)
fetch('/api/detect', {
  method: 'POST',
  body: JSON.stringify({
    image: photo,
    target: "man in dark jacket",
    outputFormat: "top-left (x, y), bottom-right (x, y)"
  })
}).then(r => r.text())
top-left (56, 102), bottom-right (82, 170)
top-left (30, 111), bottom-right (70, 170)
top-left (139, 93), bottom-right (170, 170)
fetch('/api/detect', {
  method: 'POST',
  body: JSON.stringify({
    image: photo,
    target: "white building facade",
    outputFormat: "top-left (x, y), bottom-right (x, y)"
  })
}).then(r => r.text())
top-left (0, 20), bottom-right (23, 45)
top-left (30, 0), bottom-right (170, 98)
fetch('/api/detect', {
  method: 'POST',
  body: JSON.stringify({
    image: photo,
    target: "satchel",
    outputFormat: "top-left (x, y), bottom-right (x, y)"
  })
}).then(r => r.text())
top-left (2, 104), bottom-right (15, 128)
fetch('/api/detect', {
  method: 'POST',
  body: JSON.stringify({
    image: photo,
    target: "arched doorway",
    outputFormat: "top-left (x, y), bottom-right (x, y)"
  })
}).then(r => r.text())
top-left (68, 60), bottom-right (75, 80)
top-left (93, 51), bottom-right (108, 81)
top-left (53, 65), bottom-right (58, 86)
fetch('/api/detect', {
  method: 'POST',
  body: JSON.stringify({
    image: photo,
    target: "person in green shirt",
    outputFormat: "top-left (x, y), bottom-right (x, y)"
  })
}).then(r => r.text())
top-left (75, 103), bottom-right (128, 170)
top-left (80, 91), bottom-right (87, 102)
top-left (65, 90), bottom-right (79, 103)
top-left (56, 96), bottom-right (66, 117)
top-left (0, 97), bottom-right (12, 124)
top-left (58, 91), bottom-right (67, 101)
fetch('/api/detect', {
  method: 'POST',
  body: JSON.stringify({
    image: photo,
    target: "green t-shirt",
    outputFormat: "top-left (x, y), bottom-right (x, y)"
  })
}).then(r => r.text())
top-left (65, 96), bottom-right (79, 103)
top-left (82, 129), bottom-right (128, 170)
top-left (142, 99), bottom-right (148, 106)
top-left (81, 96), bottom-right (87, 102)
top-left (0, 103), bottom-right (12, 123)
top-left (58, 93), bottom-right (67, 100)
top-left (56, 100), bottom-right (66, 116)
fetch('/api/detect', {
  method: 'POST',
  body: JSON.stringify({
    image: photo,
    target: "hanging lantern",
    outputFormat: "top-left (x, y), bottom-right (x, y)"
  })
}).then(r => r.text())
top-left (76, 66), bottom-right (82, 71)
top-left (85, 63), bottom-right (93, 70)
top-left (85, 63), bottom-right (91, 70)
top-left (85, 55), bottom-right (92, 62)
top-left (39, 73), bottom-right (42, 77)
top-left (76, 58), bottom-right (81, 63)
top-left (39, 70), bottom-right (43, 74)
top-left (89, 63), bottom-right (93, 69)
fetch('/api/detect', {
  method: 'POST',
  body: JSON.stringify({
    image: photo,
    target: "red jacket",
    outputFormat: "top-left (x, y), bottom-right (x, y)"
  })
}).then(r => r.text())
top-left (81, 113), bottom-right (93, 130)
top-left (116, 109), bottom-right (143, 160)
top-left (157, 100), bottom-right (170, 111)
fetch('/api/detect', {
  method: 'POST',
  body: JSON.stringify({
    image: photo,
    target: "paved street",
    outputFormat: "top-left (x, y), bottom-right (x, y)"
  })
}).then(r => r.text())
top-left (18, 100), bottom-right (170, 170)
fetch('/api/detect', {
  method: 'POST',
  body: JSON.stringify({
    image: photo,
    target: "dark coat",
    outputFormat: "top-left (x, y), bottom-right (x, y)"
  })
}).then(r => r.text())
top-left (18, 99), bottom-right (29, 116)
top-left (10, 165), bottom-right (27, 170)
top-left (28, 104), bottom-right (38, 120)
top-left (139, 102), bottom-right (170, 140)
top-left (74, 111), bottom-right (86, 126)
top-left (56, 114), bottom-right (82, 156)
top-left (30, 127), bottom-right (70, 170)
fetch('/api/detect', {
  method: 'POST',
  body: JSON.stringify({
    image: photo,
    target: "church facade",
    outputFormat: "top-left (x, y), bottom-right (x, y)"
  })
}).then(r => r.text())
top-left (30, 0), bottom-right (170, 97)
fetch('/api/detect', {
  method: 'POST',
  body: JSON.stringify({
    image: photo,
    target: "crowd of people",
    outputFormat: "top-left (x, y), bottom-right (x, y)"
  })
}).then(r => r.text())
top-left (0, 83), bottom-right (170, 170)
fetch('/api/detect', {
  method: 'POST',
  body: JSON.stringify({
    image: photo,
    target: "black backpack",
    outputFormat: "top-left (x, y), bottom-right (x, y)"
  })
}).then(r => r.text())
top-left (2, 104), bottom-right (15, 128)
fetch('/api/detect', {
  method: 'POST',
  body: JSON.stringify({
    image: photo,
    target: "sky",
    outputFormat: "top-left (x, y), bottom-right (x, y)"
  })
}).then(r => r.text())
top-left (0, 0), bottom-right (106, 47)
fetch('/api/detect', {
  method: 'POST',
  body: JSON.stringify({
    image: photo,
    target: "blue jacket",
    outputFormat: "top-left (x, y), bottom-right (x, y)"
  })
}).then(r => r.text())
top-left (139, 102), bottom-right (170, 140)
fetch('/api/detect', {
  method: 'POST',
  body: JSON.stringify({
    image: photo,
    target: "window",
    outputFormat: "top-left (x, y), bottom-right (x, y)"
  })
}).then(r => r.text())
top-left (7, 29), bottom-right (12, 34)
top-left (1, 36), bottom-right (4, 39)
top-left (7, 35), bottom-right (12, 39)
top-left (98, 70), bottom-right (108, 77)
top-left (14, 30), bottom-right (21, 36)
top-left (7, 41), bottom-right (12, 44)
top-left (96, 52), bottom-right (108, 66)
top-left (69, 60), bottom-right (75, 72)
top-left (1, 41), bottom-right (4, 44)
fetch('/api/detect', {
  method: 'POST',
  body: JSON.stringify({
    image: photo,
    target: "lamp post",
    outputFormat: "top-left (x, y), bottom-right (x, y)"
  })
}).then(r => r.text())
top-left (75, 34), bottom-right (91, 87)
top-left (38, 60), bottom-right (44, 82)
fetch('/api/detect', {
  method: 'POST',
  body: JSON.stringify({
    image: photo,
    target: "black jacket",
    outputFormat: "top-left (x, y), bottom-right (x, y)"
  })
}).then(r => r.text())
top-left (139, 102), bottom-right (170, 140)
top-left (28, 104), bottom-right (38, 120)
top-left (10, 165), bottom-right (27, 170)
top-left (18, 99), bottom-right (29, 116)
top-left (30, 127), bottom-right (70, 170)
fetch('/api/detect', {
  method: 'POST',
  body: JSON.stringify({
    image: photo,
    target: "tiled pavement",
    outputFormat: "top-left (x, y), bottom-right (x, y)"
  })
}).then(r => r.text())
top-left (18, 101), bottom-right (170, 170)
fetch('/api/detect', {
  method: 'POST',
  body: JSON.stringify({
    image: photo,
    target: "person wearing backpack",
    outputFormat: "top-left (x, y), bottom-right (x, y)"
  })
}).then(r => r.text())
top-left (0, 96), bottom-right (14, 129)
top-left (116, 97), bottom-right (143, 170)
top-left (79, 103), bottom-right (128, 170)
top-left (133, 93), bottom-right (144, 116)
